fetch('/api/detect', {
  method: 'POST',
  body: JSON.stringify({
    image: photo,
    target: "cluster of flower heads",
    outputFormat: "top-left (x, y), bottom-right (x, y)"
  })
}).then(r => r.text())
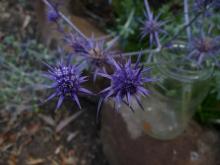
top-left (42, 0), bottom-right (220, 112)
top-left (43, 54), bottom-right (154, 112)
top-left (43, 0), bottom-right (154, 112)
top-left (44, 0), bottom-right (115, 76)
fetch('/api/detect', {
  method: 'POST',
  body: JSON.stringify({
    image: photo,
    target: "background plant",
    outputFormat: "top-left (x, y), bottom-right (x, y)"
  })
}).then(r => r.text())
top-left (0, 35), bottom-right (57, 112)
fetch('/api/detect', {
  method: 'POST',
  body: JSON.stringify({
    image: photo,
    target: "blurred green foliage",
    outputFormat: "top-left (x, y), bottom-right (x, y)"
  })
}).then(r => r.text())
top-left (0, 35), bottom-right (55, 112)
top-left (110, 0), bottom-right (146, 51)
top-left (111, 0), bottom-right (184, 51)
top-left (197, 69), bottom-right (220, 124)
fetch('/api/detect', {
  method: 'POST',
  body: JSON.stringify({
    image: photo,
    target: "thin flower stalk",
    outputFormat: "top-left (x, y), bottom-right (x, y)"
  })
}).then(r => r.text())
top-left (184, 0), bottom-right (192, 41)
top-left (42, 0), bottom-right (88, 40)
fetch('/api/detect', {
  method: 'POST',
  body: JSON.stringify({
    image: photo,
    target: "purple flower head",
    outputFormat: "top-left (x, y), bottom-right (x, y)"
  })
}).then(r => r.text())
top-left (187, 36), bottom-right (220, 65)
top-left (43, 61), bottom-right (92, 110)
top-left (66, 34), bottom-right (114, 80)
top-left (98, 54), bottom-right (155, 112)
top-left (47, 5), bottom-right (60, 22)
top-left (86, 38), bottom-right (115, 80)
top-left (140, 0), bottom-right (166, 46)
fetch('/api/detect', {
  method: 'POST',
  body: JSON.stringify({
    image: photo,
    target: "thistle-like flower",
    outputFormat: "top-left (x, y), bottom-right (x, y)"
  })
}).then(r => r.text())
top-left (98, 55), bottom-right (155, 112)
top-left (140, 0), bottom-right (166, 46)
top-left (43, 61), bottom-right (92, 110)
top-left (66, 34), bottom-right (114, 80)
top-left (187, 35), bottom-right (220, 65)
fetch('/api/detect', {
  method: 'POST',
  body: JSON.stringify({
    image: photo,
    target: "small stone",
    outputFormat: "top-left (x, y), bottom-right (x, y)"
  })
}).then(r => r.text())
top-left (190, 151), bottom-right (200, 161)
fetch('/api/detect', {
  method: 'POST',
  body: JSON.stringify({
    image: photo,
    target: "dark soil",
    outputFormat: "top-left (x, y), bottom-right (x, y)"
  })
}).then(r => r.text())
top-left (0, 99), bottom-right (108, 165)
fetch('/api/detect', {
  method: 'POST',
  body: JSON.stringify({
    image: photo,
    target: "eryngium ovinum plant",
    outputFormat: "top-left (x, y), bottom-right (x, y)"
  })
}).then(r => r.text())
top-left (41, 0), bottom-right (220, 139)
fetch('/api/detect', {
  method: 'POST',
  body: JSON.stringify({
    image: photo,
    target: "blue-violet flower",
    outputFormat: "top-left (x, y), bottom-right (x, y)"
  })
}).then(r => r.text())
top-left (140, 0), bottom-right (166, 46)
top-left (98, 55), bottom-right (155, 112)
top-left (66, 34), bottom-right (114, 80)
top-left (43, 61), bottom-right (92, 110)
top-left (187, 35), bottom-right (220, 65)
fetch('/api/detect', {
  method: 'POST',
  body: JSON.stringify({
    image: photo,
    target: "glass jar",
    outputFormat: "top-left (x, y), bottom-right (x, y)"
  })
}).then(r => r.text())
top-left (134, 43), bottom-right (213, 140)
